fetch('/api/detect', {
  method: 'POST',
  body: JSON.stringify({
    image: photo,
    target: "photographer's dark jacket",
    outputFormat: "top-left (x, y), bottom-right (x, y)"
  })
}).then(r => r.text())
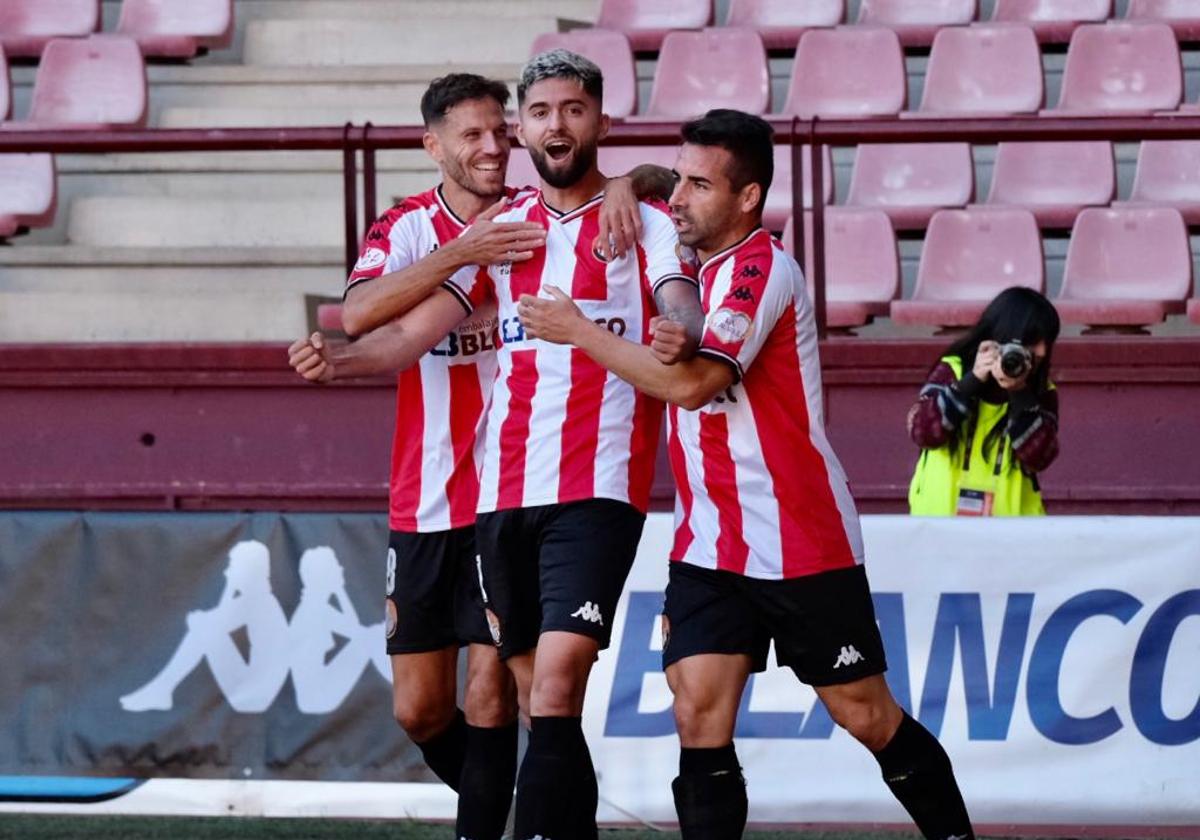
top-left (906, 355), bottom-right (1059, 516)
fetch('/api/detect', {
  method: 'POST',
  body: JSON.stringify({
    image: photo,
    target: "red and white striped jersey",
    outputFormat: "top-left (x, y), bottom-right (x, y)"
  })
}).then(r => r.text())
top-left (667, 228), bottom-right (864, 580)
top-left (347, 185), bottom-right (526, 533)
top-left (444, 191), bottom-right (694, 514)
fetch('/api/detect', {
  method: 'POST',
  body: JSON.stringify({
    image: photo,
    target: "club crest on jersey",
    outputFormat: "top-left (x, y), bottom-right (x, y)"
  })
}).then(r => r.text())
top-left (708, 307), bottom-right (753, 344)
top-left (354, 247), bottom-right (387, 272)
top-left (591, 235), bottom-right (614, 264)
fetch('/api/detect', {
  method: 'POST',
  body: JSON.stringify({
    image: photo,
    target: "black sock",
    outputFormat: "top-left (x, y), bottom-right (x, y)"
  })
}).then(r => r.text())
top-left (672, 744), bottom-right (748, 840)
top-left (514, 716), bottom-right (594, 840)
top-left (573, 728), bottom-right (599, 840)
top-left (413, 708), bottom-right (467, 793)
top-left (455, 721), bottom-right (518, 840)
top-left (874, 713), bottom-right (975, 840)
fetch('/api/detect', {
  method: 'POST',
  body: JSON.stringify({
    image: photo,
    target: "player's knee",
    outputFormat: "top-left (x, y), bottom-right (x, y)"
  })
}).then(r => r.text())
top-left (828, 698), bottom-right (894, 752)
top-left (671, 690), bottom-right (726, 744)
top-left (393, 697), bottom-right (454, 744)
top-left (529, 669), bottom-right (586, 717)
top-left (464, 672), bottom-right (516, 727)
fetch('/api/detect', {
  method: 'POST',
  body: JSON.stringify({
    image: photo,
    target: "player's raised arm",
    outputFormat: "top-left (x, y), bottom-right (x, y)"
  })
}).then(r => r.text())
top-left (342, 200), bottom-right (544, 337)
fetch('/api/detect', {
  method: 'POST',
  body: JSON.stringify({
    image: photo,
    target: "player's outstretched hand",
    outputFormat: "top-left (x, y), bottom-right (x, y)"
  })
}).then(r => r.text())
top-left (598, 175), bottom-right (642, 261)
top-left (518, 285), bottom-right (587, 345)
top-left (288, 332), bottom-right (335, 383)
top-left (453, 198), bottom-right (546, 266)
top-left (649, 316), bottom-right (691, 365)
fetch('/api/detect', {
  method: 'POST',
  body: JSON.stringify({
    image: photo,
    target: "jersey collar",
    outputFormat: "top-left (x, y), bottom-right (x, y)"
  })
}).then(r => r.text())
top-left (699, 227), bottom-right (769, 278)
top-left (435, 184), bottom-right (469, 230)
top-left (539, 190), bottom-right (604, 224)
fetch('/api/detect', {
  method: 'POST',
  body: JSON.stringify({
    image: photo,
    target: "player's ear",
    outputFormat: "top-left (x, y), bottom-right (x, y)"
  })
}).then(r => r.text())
top-left (514, 119), bottom-right (528, 148)
top-left (422, 130), bottom-right (441, 162)
top-left (598, 112), bottom-right (611, 142)
top-left (740, 182), bottom-right (762, 216)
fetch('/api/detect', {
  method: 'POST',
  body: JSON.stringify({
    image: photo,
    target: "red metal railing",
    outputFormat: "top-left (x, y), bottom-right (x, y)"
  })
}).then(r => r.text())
top-left (4, 114), bottom-right (1200, 336)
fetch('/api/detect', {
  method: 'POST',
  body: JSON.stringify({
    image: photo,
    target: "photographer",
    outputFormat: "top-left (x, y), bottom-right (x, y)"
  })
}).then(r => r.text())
top-left (907, 287), bottom-right (1061, 516)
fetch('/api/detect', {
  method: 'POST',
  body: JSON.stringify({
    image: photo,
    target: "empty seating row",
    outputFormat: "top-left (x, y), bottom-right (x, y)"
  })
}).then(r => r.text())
top-left (784, 206), bottom-right (1194, 331)
top-left (0, 0), bottom-right (230, 59)
top-left (596, 0), bottom-right (1200, 49)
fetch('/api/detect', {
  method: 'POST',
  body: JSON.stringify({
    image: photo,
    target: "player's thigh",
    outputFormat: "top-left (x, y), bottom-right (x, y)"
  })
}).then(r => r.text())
top-left (475, 508), bottom-right (542, 661)
top-left (385, 529), bottom-right (463, 655)
top-left (537, 498), bottom-right (645, 650)
top-left (528, 629), bottom-right (601, 717)
top-left (665, 653), bottom-right (753, 748)
top-left (464, 642), bottom-right (516, 727)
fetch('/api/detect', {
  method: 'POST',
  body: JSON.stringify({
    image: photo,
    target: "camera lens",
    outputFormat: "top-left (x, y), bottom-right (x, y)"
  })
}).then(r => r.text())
top-left (1000, 345), bottom-right (1031, 378)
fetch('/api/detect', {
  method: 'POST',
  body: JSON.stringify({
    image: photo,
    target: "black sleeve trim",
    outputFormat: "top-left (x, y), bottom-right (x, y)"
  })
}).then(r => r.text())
top-left (697, 347), bottom-right (744, 383)
top-left (651, 273), bottom-right (699, 295)
top-left (342, 275), bottom-right (374, 300)
top-left (440, 280), bottom-right (473, 316)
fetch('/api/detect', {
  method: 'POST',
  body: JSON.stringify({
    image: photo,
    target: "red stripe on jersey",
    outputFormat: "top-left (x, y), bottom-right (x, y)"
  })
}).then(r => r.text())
top-left (744, 313), bottom-right (856, 576)
top-left (668, 406), bottom-right (694, 559)
top-left (496, 349), bottom-right (539, 510)
top-left (570, 211), bottom-right (608, 300)
top-left (509, 202), bottom-right (550, 302)
top-left (389, 367), bottom-right (424, 530)
top-left (443, 363), bottom-right (484, 527)
top-left (558, 348), bottom-right (606, 502)
top-left (698, 411), bottom-right (750, 574)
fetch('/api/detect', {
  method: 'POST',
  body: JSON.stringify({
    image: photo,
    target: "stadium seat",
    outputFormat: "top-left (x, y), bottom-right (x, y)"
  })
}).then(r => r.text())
top-left (1116, 141), bottom-right (1200, 223)
top-left (724, 0), bottom-right (844, 50)
top-left (765, 145), bottom-right (834, 230)
top-left (891, 207), bottom-right (1044, 327)
top-left (639, 28), bottom-right (770, 119)
top-left (855, 0), bottom-right (977, 47)
top-left (316, 303), bottom-right (344, 332)
top-left (991, 0), bottom-right (1112, 43)
top-left (913, 24), bottom-right (1043, 116)
top-left (0, 153), bottom-right (57, 238)
top-left (0, 0), bottom-right (99, 58)
top-left (1049, 22), bottom-right (1182, 114)
top-left (780, 27), bottom-right (906, 119)
top-left (985, 141), bottom-right (1114, 228)
top-left (1125, 0), bottom-right (1200, 41)
top-left (116, 0), bottom-right (234, 59)
top-left (783, 209), bottom-right (900, 329)
top-left (0, 45), bottom-right (9, 121)
top-left (1189, 297), bottom-right (1200, 324)
top-left (2, 36), bottom-right (147, 130)
top-left (845, 143), bottom-right (974, 230)
top-left (531, 29), bottom-right (637, 118)
top-left (1055, 207), bottom-right (1191, 329)
top-left (595, 0), bottom-right (712, 52)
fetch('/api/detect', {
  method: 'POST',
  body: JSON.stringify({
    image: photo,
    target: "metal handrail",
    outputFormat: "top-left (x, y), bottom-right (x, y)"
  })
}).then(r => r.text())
top-left (4, 114), bottom-right (1200, 337)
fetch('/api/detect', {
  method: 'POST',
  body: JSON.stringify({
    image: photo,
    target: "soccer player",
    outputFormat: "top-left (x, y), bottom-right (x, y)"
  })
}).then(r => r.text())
top-left (518, 110), bottom-right (976, 840)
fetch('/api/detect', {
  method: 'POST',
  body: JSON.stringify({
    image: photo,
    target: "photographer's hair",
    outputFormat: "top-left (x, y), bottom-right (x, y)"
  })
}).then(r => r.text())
top-left (517, 49), bottom-right (604, 107)
top-left (680, 109), bottom-right (775, 214)
top-left (943, 287), bottom-right (1061, 456)
top-left (420, 73), bottom-right (511, 128)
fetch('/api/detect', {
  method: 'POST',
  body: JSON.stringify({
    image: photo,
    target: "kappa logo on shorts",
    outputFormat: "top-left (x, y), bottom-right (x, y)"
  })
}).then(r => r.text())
top-left (571, 601), bottom-right (604, 626)
top-left (832, 644), bottom-right (865, 669)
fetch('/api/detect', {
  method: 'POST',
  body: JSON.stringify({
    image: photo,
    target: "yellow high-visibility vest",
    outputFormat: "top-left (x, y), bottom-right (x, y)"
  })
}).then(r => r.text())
top-left (908, 355), bottom-right (1047, 517)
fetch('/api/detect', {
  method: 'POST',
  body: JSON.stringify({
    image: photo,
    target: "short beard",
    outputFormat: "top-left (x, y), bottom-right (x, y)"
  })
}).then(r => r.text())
top-left (529, 141), bottom-right (597, 190)
top-left (443, 158), bottom-right (502, 200)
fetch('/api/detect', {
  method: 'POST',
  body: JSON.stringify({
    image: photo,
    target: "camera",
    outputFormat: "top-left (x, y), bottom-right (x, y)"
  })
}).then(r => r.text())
top-left (998, 341), bottom-right (1033, 378)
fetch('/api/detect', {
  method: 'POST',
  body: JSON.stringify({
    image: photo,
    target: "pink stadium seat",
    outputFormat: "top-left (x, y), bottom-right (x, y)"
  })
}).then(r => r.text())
top-left (1126, 0), bottom-right (1200, 41)
top-left (3, 36), bottom-right (147, 130)
top-left (1117, 141), bottom-right (1200, 223)
top-left (783, 209), bottom-right (900, 328)
top-left (724, 0), bottom-right (844, 50)
top-left (991, 0), bottom-right (1112, 43)
top-left (531, 29), bottom-right (637, 118)
top-left (845, 143), bottom-right (974, 230)
top-left (116, 0), bottom-right (234, 59)
top-left (914, 24), bottom-right (1043, 116)
top-left (0, 0), bottom-right (99, 58)
top-left (0, 153), bottom-right (56, 238)
top-left (765, 145), bottom-right (834, 230)
top-left (985, 141), bottom-right (1114, 228)
top-left (0, 45), bottom-right (9, 121)
top-left (595, 0), bottom-right (712, 52)
top-left (1049, 22), bottom-right (1182, 114)
top-left (1055, 207), bottom-right (1191, 329)
top-left (891, 208), bottom-right (1044, 327)
top-left (780, 27), bottom-right (906, 119)
top-left (640, 28), bottom-right (770, 119)
top-left (317, 303), bottom-right (344, 333)
top-left (856, 0), bottom-right (977, 47)
top-left (1189, 297), bottom-right (1200, 324)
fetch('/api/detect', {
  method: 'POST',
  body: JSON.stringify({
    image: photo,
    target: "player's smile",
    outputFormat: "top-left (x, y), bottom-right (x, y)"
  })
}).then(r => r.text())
top-left (544, 138), bottom-right (574, 162)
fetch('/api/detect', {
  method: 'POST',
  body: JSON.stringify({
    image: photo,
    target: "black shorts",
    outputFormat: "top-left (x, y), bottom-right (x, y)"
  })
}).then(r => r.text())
top-left (385, 526), bottom-right (492, 655)
top-left (475, 498), bottom-right (645, 660)
top-left (662, 562), bottom-right (887, 687)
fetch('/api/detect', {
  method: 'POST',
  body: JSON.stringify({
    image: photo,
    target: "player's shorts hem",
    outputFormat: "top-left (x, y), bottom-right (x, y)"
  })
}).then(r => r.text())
top-left (539, 621), bottom-right (613, 651)
top-left (386, 638), bottom-right (463, 656)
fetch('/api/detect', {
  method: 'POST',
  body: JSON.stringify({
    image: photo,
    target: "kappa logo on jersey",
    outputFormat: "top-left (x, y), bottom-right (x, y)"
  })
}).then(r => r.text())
top-left (366, 227), bottom-right (387, 242)
top-left (730, 284), bottom-right (756, 303)
top-left (737, 264), bottom-right (763, 281)
top-left (832, 645), bottom-right (865, 669)
top-left (354, 247), bottom-right (388, 272)
top-left (709, 307), bottom-right (753, 344)
top-left (571, 601), bottom-right (604, 626)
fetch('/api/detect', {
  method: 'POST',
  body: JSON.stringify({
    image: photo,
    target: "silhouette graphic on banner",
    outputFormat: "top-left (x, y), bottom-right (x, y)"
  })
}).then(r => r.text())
top-left (120, 540), bottom-right (388, 715)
